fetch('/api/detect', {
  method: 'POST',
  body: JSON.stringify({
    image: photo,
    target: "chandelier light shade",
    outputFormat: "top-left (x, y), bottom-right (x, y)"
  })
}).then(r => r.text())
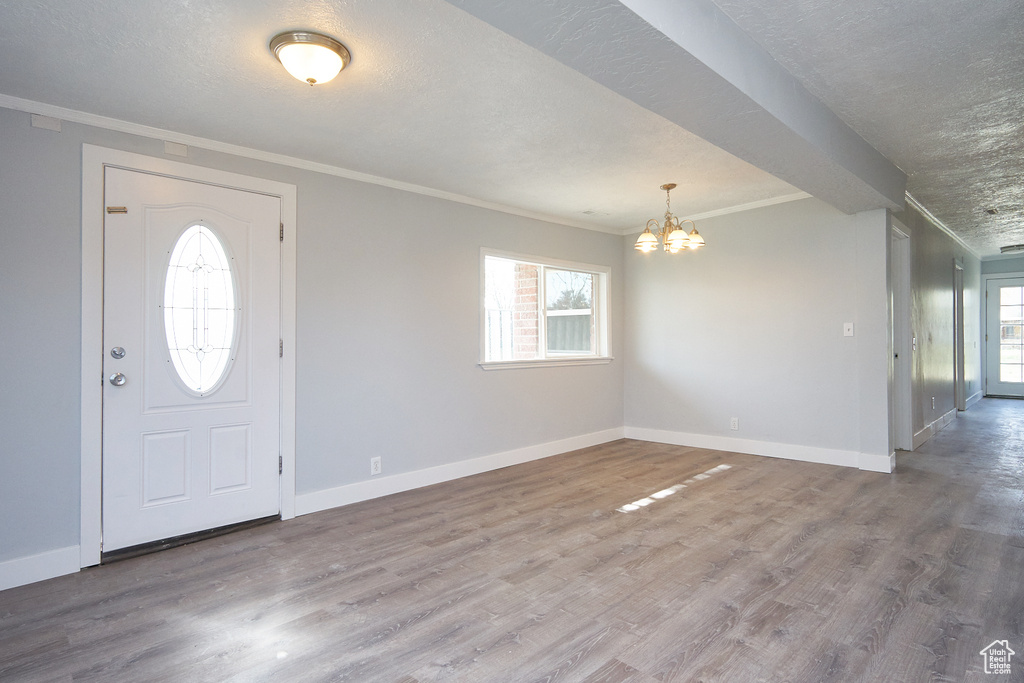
top-left (635, 183), bottom-right (706, 253)
top-left (270, 31), bottom-right (351, 85)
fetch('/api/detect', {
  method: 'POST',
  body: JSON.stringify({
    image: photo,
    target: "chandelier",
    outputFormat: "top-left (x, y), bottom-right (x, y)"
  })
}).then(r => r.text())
top-left (634, 183), bottom-right (705, 253)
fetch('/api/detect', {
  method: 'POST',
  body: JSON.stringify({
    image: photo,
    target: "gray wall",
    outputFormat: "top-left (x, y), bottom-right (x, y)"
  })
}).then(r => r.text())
top-left (1, 109), bottom-right (84, 561)
top-left (0, 100), bottom-right (983, 570)
top-left (623, 197), bottom-right (891, 460)
top-left (0, 106), bottom-right (624, 563)
top-left (893, 205), bottom-right (982, 432)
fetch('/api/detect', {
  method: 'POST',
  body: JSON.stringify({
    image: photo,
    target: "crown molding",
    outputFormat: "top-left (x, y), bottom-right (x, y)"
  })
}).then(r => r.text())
top-left (686, 192), bottom-right (812, 222)
top-left (618, 191), bottom-right (811, 236)
top-left (0, 94), bottom-right (623, 235)
top-left (904, 192), bottom-right (981, 260)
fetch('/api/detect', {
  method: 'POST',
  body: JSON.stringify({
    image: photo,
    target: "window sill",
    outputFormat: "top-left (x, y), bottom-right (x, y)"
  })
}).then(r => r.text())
top-left (479, 356), bottom-right (614, 370)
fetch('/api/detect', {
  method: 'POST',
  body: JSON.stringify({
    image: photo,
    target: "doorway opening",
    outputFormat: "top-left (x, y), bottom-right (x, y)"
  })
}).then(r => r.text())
top-left (890, 222), bottom-right (913, 451)
top-left (984, 274), bottom-right (1024, 398)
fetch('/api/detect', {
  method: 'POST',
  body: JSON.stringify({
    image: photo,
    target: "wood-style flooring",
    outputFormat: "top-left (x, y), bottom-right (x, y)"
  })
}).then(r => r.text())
top-left (3, 398), bottom-right (1024, 682)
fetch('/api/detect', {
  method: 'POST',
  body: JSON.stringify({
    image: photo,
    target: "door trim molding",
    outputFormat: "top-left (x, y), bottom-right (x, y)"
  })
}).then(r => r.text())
top-left (80, 145), bottom-right (298, 568)
top-left (981, 272), bottom-right (1024, 398)
top-left (889, 220), bottom-right (913, 451)
top-left (954, 262), bottom-right (966, 411)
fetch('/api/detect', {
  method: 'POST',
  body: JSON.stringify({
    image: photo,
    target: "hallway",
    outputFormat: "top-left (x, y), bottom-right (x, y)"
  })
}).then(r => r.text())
top-left (893, 397), bottom-right (1024, 680)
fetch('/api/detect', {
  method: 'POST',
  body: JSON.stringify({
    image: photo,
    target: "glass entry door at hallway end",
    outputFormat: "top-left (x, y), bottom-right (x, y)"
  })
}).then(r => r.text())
top-left (986, 277), bottom-right (1024, 398)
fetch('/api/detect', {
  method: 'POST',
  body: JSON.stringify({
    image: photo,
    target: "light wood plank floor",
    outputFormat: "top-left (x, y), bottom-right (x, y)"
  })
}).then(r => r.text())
top-left (3, 399), bottom-right (1024, 682)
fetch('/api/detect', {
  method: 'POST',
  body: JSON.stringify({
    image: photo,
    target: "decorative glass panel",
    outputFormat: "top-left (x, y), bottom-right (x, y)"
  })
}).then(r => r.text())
top-left (163, 225), bottom-right (237, 395)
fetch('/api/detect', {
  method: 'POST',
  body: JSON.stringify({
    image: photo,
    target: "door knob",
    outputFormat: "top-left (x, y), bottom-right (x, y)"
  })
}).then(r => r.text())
top-left (110, 347), bottom-right (126, 359)
top-left (109, 372), bottom-right (127, 387)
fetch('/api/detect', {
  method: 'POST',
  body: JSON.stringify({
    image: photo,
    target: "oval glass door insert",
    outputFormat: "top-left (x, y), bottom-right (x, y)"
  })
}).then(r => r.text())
top-left (163, 224), bottom-right (237, 395)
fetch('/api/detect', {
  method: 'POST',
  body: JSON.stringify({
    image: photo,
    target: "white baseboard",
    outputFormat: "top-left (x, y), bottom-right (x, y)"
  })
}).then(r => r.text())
top-left (966, 391), bottom-right (983, 409)
top-left (860, 451), bottom-right (897, 473)
top-left (913, 408), bottom-right (957, 450)
top-left (624, 427), bottom-right (893, 473)
top-left (295, 427), bottom-right (626, 516)
top-left (0, 545), bottom-right (80, 592)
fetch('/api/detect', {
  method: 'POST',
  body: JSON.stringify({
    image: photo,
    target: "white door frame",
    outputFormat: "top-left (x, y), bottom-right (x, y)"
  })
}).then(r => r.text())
top-left (890, 221), bottom-right (913, 451)
top-left (953, 262), bottom-right (966, 411)
top-left (80, 145), bottom-right (297, 568)
top-left (982, 271), bottom-right (1024, 397)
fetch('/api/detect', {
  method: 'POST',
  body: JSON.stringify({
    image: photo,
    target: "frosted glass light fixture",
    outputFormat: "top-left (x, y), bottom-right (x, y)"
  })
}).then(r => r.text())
top-left (270, 31), bottom-right (350, 85)
top-left (634, 183), bottom-right (706, 253)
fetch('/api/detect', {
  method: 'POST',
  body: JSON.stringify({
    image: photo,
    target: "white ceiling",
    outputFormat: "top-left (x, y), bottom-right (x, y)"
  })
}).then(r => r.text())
top-left (0, 0), bottom-right (1019, 254)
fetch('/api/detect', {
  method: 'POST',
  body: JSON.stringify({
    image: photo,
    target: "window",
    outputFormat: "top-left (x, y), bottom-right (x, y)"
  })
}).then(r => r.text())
top-left (482, 250), bottom-right (610, 367)
top-left (1000, 285), bottom-right (1024, 383)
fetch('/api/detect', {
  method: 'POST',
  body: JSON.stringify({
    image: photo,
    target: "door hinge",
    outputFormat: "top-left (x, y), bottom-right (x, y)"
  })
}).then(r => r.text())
top-left (279, 339), bottom-right (284, 357)
top-left (280, 223), bottom-right (284, 242)
top-left (279, 455), bottom-right (283, 474)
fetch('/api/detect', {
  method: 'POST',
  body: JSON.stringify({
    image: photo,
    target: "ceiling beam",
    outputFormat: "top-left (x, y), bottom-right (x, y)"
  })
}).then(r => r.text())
top-left (447, 0), bottom-right (906, 214)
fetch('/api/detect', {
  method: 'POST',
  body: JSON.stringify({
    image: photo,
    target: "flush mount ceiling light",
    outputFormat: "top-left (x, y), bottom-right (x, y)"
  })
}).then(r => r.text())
top-left (634, 183), bottom-right (706, 253)
top-left (1000, 244), bottom-right (1024, 254)
top-left (270, 31), bottom-right (350, 85)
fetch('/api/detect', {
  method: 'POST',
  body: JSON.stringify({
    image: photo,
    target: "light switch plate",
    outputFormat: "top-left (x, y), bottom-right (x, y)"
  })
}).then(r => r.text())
top-left (843, 322), bottom-right (854, 337)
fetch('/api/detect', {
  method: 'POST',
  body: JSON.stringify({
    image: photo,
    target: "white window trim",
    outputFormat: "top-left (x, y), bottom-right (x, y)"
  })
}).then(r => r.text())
top-left (479, 248), bottom-right (612, 369)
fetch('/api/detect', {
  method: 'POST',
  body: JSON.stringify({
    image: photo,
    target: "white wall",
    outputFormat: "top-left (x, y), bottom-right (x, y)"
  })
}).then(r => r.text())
top-left (623, 197), bottom-right (892, 470)
top-left (0, 106), bottom-right (624, 569)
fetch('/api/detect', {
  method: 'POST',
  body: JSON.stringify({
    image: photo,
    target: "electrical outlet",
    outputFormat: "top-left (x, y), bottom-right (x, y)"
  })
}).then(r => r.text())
top-left (730, 417), bottom-right (738, 431)
top-left (370, 456), bottom-right (382, 476)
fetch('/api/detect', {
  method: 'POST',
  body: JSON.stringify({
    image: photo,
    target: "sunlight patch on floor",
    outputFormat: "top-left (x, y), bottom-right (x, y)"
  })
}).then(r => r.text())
top-left (616, 464), bottom-right (732, 513)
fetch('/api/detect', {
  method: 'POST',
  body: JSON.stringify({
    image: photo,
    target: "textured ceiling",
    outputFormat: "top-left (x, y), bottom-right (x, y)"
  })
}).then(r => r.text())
top-left (0, 0), bottom-right (1020, 255)
top-left (710, 0), bottom-right (1024, 257)
top-left (0, 0), bottom-right (798, 234)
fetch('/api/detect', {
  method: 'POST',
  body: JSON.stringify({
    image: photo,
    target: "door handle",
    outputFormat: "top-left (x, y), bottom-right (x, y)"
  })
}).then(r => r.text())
top-left (109, 373), bottom-right (127, 387)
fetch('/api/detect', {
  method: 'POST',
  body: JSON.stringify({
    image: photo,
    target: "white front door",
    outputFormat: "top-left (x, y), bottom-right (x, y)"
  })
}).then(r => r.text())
top-left (102, 167), bottom-right (282, 552)
top-left (986, 277), bottom-right (1024, 398)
